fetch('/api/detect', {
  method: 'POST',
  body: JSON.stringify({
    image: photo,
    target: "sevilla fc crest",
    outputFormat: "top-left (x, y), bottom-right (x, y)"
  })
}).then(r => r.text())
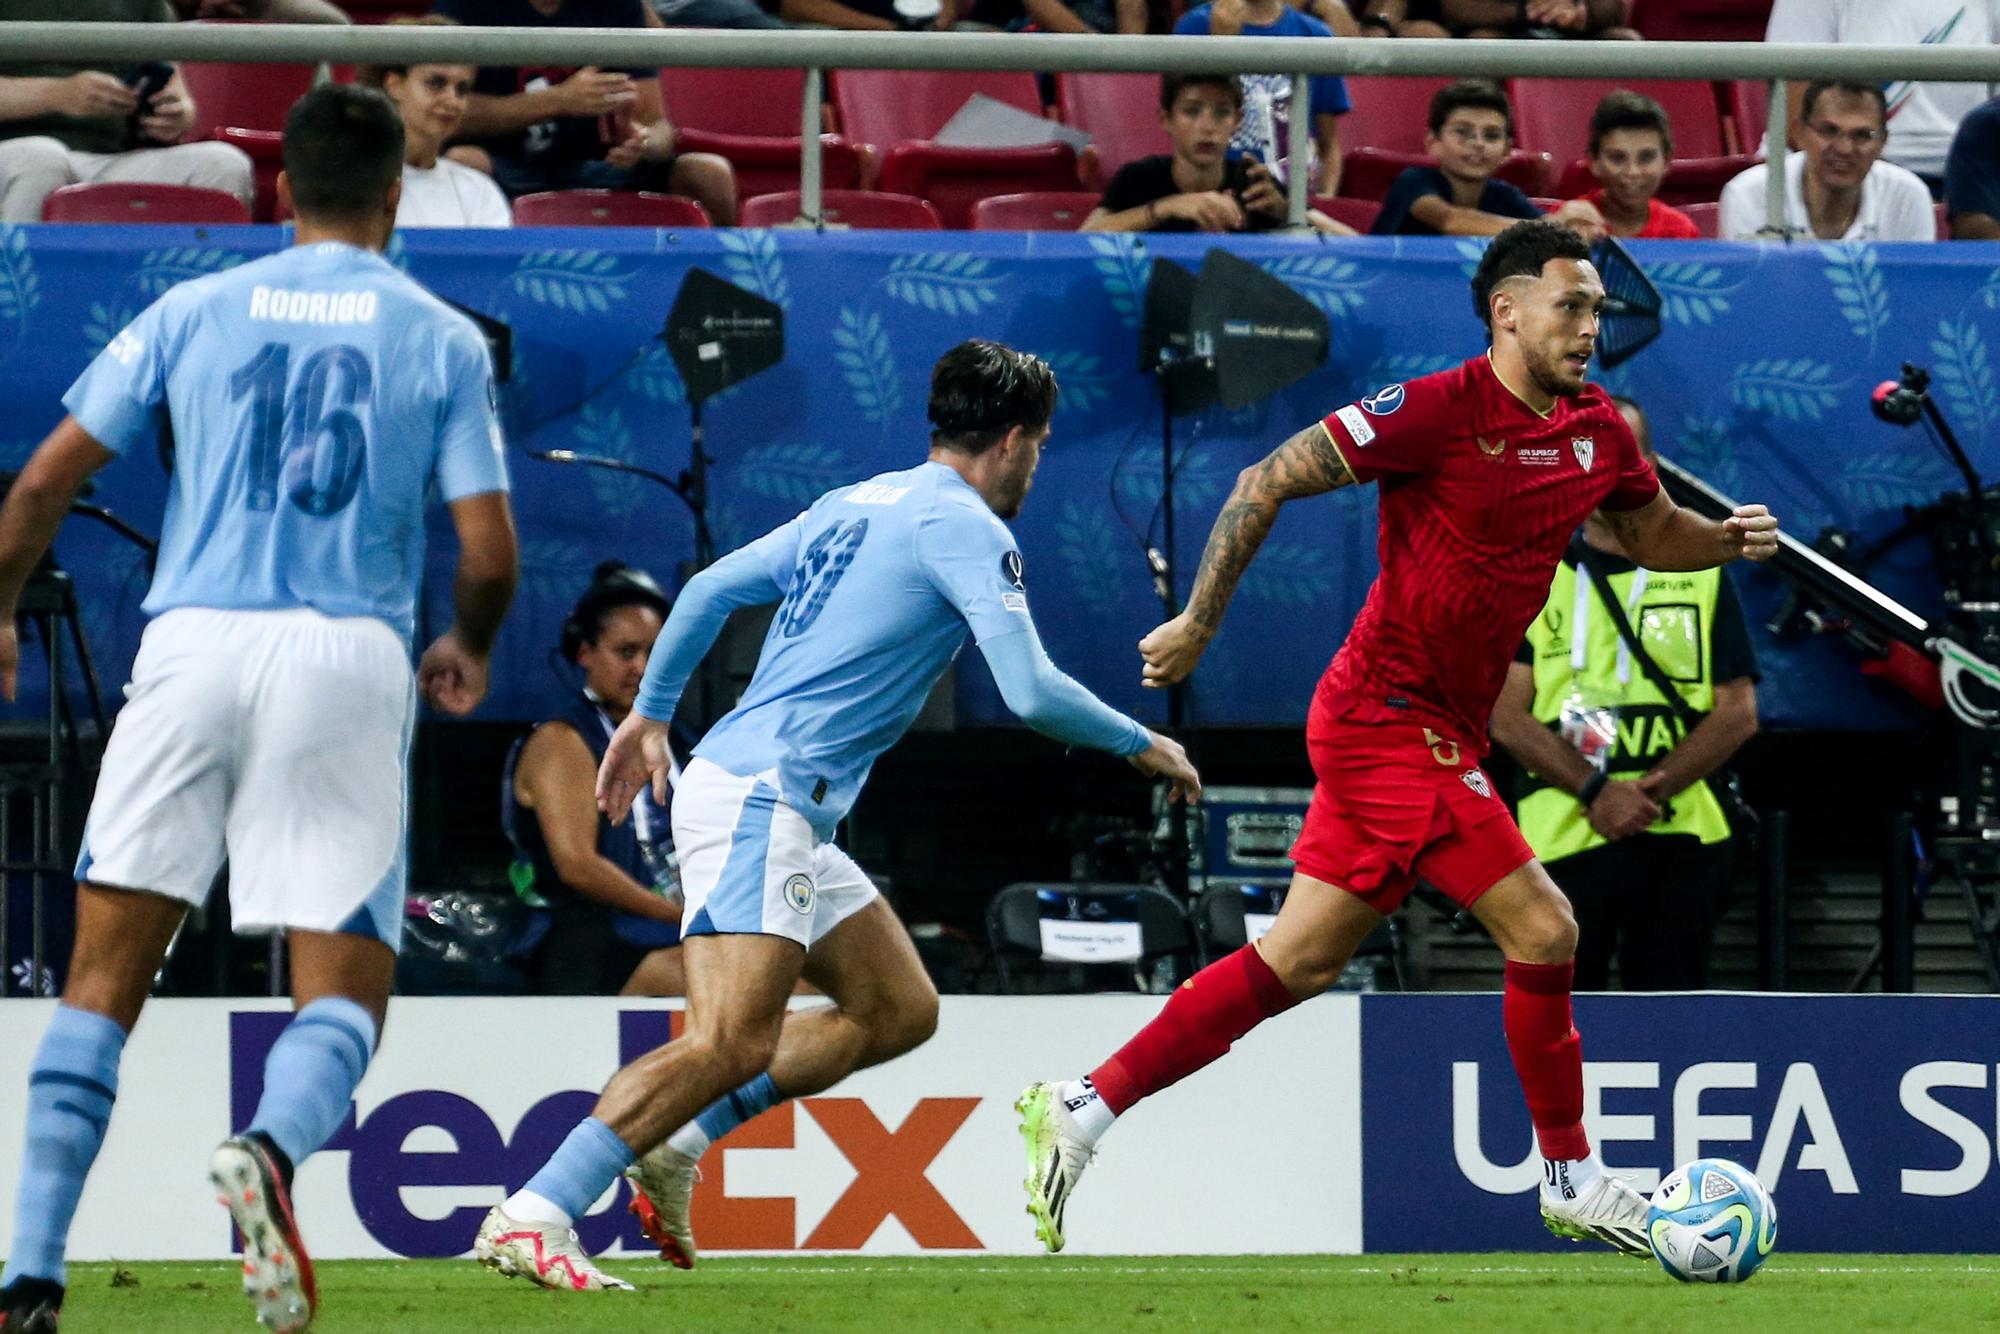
top-left (1571, 436), bottom-right (1595, 471)
top-left (1461, 770), bottom-right (1492, 799)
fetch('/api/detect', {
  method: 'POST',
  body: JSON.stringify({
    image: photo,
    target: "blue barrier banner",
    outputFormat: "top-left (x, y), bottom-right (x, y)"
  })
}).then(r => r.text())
top-left (1360, 993), bottom-right (2000, 1253)
top-left (1, 225), bottom-right (1993, 729)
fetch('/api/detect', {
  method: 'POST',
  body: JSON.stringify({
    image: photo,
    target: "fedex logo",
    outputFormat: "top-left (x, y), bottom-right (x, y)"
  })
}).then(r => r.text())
top-left (229, 1012), bottom-right (981, 1258)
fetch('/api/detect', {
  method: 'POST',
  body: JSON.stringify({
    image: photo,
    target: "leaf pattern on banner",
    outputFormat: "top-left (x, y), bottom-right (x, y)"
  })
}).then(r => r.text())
top-left (1041, 348), bottom-right (1115, 417)
top-left (1837, 450), bottom-right (1957, 515)
top-left (832, 307), bottom-right (901, 422)
top-left (1055, 498), bottom-right (1122, 606)
top-left (1979, 269), bottom-right (2000, 312)
top-left (131, 245), bottom-right (243, 298)
top-left (1115, 443), bottom-right (1226, 514)
top-left (1673, 415), bottom-right (1742, 496)
top-left (1822, 242), bottom-right (1887, 350)
top-left (1454, 237), bottom-right (1491, 280)
top-left (881, 252), bottom-right (1002, 315)
top-left (1088, 233), bottom-right (1151, 328)
top-left (0, 226), bottom-right (40, 340)
top-left (719, 228), bottom-right (791, 309)
top-left (1262, 254), bottom-right (1372, 321)
top-left (1930, 313), bottom-right (1997, 443)
top-left (82, 301), bottom-right (141, 357)
top-left (1729, 358), bottom-right (1841, 422)
top-left (1647, 261), bottom-right (1735, 326)
top-left (570, 403), bottom-right (642, 517)
top-left (509, 251), bottom-right (633, 312)
top-left (738, 441), bottom-right (846, 506)
top-left (1240, 541), bottom-right (1337, 606)
top-left (516, 534), bottom-right (595, 627)
top-left (630, 343), bottom-right (686, 405)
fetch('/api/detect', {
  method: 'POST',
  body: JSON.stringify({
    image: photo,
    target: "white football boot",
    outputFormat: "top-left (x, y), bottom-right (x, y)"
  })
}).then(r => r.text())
top-left (625, 1143), bottom-right (701, 1269)
top-left (1015, 1082), bottom-right (1096, 1254)
top-left (473, 1206), bottom-right (635, 1291)
top-left (1540, 1164), bottom-right (1653, 1258)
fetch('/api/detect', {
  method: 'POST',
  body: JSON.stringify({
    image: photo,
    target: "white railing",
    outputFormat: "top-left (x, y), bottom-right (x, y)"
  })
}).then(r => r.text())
top-left (4, 23), bottom-right (1991, 231)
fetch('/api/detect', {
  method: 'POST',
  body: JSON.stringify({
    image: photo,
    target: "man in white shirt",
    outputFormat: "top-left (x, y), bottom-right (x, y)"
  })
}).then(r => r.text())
top-left (1764, 0), bottom-right (1998, 186)
top-left (357, 17), bottom-right (513, 229)
top-left (1719, 80), bottom-right (1937, 241)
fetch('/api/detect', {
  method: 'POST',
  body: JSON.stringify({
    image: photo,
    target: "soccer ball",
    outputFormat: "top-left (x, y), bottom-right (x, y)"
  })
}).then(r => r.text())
top-left (1645, 1159), bottom-right (1777, 1283)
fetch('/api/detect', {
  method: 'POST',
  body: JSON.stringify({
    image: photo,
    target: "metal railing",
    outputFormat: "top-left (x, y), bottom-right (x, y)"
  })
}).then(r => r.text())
top-left (2, 25), bottom-right (1994, 233)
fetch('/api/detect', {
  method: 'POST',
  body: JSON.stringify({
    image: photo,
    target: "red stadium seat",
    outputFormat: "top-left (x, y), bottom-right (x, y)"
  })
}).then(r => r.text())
top-left (969, 191), bottom-right (1101, 231)
top-left (1057, 74), bottom-right (1171, 191)
top-left (1339, 147), bottom-right (1549, 201)
top-left (42, 182), bottom-right (250, 224)
top-left (673, 131), bottom-right (863, 201)
top-left (176, 47), bottom-right (317, 138)
top-left (1729, 81), bottom-right (1772, 158)
top-left (1682, 201), bottom-right (1720, 237)
top-left (512, 190), bottom-right (711, 227)
top-left (661, 67), bottom-right (816, 139)
top-left (1938, 201), bottom-right (1952, 241)
top-left (1552, 154), bottom-right (1758, 207)
top-left (831, 70), bottom-right (1045, 149)
top-left (1311, 195), bottom-right (1381, 232)
top-left (212, 126), bottom-right (284, 222)
top-left (1338, 76), bottom-right (1459, 156)
top-left (1512, 80), bottom-right (1726, 167)
top-left (876, 142), bottom-right (1079, 230)
top-left (739, 189), bottom-right (941, 230)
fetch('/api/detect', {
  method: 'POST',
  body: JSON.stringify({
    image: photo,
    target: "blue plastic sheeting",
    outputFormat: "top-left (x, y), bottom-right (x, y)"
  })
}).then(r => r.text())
top-left (0, 224), bottom-right (1991, 730)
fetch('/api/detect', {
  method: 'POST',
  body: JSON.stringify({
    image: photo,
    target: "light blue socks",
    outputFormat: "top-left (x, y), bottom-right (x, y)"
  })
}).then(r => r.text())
top-left (245, 996), bottom-right (377, 1169)
top-left (5, 1005), bottom-right (127, 1286)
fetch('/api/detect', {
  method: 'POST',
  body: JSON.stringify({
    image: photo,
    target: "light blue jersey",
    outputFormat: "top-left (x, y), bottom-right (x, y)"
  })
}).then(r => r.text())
top-left (62, 241), bottom-right (509, 645)
top-left (636, 460), bottom-right (1149, 838)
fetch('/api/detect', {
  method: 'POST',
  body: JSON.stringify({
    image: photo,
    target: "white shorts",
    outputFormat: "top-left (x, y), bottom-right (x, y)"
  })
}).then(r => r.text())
top-left (75, 606), bottom-right (416, 949)
top-left (671, 757), bottom-right (879, 948)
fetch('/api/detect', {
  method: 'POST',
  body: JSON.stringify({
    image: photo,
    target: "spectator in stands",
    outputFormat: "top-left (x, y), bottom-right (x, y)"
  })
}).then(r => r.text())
top-left (1353, 0), bottom-right (1449, 38)
top-left (0, 1), bottom-right (254, 224)
top-left (1719, 80), bottom-right (1934, 241)
top-left (432, 0), bottom-right (738, 224)
top-left (357, 17), bottom-right (512, 228)
top-left (1945, 94), bottom-right (2000, 240)
top-left (1440, 0), bottom-right (1637, 40)
top-left (774, 0), bottom-right (938, 29)
top-left (171, 0), bottom-right (349, 20)
top-left (1491, 398), bottom-right (1758, 992)
top-left (1575, 91), bottom-right (1699, 240)
top-left (1084, 73), bottom-right (1355, 234)
top-left (505, 563), bottom-right (687, 996)
top-left (1766, 0), bottom-right (1994, 194)
top-left (649, 0), bottom-right (788, 27)
top-left (1372, 80), bottom-right (1604, 240)
top-left (1174, 0), bottom-right (1350, 195)
top-left (955, 0), bottom-right (1140, 34)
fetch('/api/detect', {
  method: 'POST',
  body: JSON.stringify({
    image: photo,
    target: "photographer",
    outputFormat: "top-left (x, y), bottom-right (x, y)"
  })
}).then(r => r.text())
top-left (504, 564), bottom-right (687, 996)
top-left (1489, 400), bottom-right (1760, 991)
top-left (1084, 73), bottom-right (1354, 236)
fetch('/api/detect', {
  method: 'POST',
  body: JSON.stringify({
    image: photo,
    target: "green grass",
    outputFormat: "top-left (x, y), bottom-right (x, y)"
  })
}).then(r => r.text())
top-left (51, 1254), bottom-right (2000, 1333)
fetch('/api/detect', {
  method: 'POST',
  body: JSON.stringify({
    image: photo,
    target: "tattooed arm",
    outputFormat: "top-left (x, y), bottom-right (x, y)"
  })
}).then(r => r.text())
top-left (1138, 423), bottom-right (1355, 688)
top-left (1599, 489), bottom-right (1780, 573)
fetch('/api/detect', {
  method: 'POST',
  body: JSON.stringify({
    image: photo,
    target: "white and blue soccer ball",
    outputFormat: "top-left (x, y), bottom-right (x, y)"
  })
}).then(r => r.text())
top-left (1645, 1159), bottom-right (1777, 1283)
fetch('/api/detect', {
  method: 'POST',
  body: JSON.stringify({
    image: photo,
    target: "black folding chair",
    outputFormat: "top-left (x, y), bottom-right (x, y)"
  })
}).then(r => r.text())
top-left (986, 882), bottom-right (1192, 994)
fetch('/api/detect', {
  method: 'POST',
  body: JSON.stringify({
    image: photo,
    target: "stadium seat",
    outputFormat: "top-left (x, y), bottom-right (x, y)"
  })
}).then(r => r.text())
top-left (1730, 81), bottom-right (1772, 158)
top-left (41, 182), bottom-right (250, 224)
top-left (1939, 201), bottom-right (1952, 241)
top-left (1512, 79), bottom-right (1727, 167)
top-left (1190, 883), bottom-right (1405, 985)
top-left (739, 189), bottom-right (941, 230)
top-left (831, 69), bottom-right (1046, 149)
top-left (1633, 0), bottom-right (1773, 43)
top-left (211, 126), bottom-right (285, 222)
top-left (512, 190), bottom-right (711, 227)
top-left (673, 131), bottom-right (863, 202)
top-left (876, 142), bottom-right (1079, 230)
top-left (1338, 75), bottom-right (1459, 156)
top-left (1056, 73), bottom-right (1172, 191)
top-left (176, 48), bottom-right (317, 139)
top-left (661, 67), bottom-right (817, 139)
top-left (1682, 201), bottom-right (1720, 238)
top-left (1552, 154), bottom-right (1759, 207)
top-left (969, 191), bottom-right (1100, 231)
top-left (1311, 195), bottom-right (1381, 232)
top-left (1339, 147), bottom-right (1549, 201)
top-left (986, 882), bottom-right (1192, 994)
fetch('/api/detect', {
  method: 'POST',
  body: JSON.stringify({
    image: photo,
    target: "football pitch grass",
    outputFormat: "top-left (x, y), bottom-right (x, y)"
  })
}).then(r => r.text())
top-left (52, 1254), bottom-right (2000, 1332)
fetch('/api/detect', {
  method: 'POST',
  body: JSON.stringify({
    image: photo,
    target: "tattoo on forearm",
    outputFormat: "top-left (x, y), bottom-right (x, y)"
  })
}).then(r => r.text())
top-left (1184, 425), bottom-right (1353, 633)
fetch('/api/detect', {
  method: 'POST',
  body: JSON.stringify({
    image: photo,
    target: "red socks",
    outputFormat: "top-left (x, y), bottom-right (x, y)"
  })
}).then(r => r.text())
top-left (1090, 945), bottom-right (1301, 1115)
top-left (1503, 959), bottom-right (1591, 1161)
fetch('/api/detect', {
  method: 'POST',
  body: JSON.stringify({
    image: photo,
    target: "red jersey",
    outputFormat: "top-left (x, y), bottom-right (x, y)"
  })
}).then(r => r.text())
top-left (1577, 190), bottom-right (1702, 240)
top-left (1314, 355), bottom-right (1660, 750)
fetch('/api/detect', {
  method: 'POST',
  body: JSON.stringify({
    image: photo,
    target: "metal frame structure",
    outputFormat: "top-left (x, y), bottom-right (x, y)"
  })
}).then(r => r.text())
top-left (6, 24), bottom-right (1998, 231)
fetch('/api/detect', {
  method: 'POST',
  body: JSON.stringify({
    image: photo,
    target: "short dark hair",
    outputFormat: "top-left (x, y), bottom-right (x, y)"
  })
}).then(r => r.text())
top-left (1161, 72), bottom-right (1243, 115)
top-left (1469, 219), bottom-right (1593, 327)
top-left (1429, 79), bottom-right (1513, 138)
top-left (1588, 89), bottom-right (1674, 158)
top-left (282, 84), bottom-right (405, 224)
top-left (559, 561), bottom-right (670, 660)
top-left (1801, 79), bottom-right (1888, 127)
top-left (928, 340), bottom-right (1058, 455)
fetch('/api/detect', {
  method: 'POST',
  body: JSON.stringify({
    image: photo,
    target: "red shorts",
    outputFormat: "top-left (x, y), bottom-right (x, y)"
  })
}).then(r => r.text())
top-left (1289, 709), bottom-right (1534, 915)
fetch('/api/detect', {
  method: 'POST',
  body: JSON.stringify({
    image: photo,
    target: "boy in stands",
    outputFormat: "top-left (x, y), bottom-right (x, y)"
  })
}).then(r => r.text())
top-left (1576, 91), bottom-right (1701, 240)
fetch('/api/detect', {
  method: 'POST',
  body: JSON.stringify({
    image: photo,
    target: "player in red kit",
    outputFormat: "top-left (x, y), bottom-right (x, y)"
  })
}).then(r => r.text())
top-left (1016, 220), bottom-right (1780, 1255)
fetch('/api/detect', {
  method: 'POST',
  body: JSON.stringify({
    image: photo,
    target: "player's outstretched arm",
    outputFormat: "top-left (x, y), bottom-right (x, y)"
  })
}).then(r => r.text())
top-left (1598, 489), bottom-right (1780, 572)
top-left (419, 491), bottom-right (518, 717)
top-left (0, 419), bottom-right (114, 701)
top-left (1140, 422), bottom-right (1355, 688)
